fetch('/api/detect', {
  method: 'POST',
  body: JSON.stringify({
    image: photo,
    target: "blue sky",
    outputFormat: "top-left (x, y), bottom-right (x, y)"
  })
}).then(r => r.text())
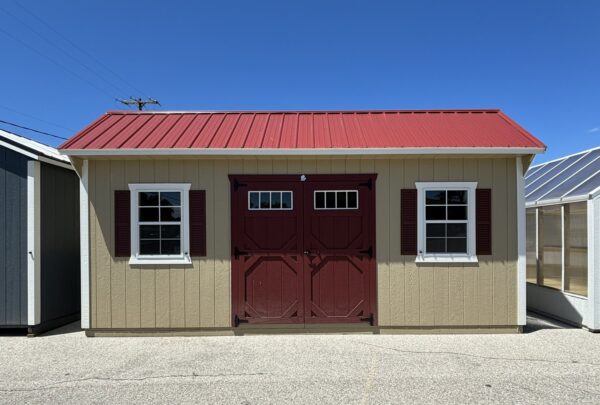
top-left (0, 1), bottom-right (598, 163)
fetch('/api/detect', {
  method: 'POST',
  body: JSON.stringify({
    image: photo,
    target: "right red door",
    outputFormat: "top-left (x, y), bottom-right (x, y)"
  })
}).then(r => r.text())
top-left (302, 175), bottom-right (377, 324)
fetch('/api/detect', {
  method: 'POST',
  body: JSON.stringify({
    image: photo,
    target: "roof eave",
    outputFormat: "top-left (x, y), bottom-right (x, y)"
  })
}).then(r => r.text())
top-left (59, 147), bottom-right (546, 157)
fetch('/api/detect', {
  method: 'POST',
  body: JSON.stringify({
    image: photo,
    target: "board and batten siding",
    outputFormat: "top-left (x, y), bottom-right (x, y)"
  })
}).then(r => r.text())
top-left (86, 157), bottom-right (518, 329)
top-left (0, 145), bottom-right (28, 326)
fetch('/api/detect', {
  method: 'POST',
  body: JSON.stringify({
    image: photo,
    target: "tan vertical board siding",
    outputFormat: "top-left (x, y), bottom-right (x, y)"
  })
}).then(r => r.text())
top-left (375, 159), bottom-right (390, 326)
top-left (88, 156), bottom-right (518, 329)
top-left (388, 159), bottom-right (405, 325)
top-left (139, 160), bottom-right (156, 328)
top-left (199, 160), bottom-right (215, 327)
top-left (110, 160), bottom-right (126, 328)
top-left (402, 159), bottom-right (420, 326)
top-left (124, 161), bottom-right (141, 328)
top-left (462, 159), bottom-right (479, 325)
top-left (477, 159), bottom-right (494, 325)
top-left (183, 160), bottom-right (200, 328)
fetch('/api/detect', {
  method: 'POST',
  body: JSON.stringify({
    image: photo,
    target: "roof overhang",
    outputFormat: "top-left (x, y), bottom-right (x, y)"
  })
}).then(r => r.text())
top-left (60, 146), bottom-right (545, 157)
top-left (526, 185), bottom-right (600, 207)
top-left (1, 139), bottom-right (72, 170)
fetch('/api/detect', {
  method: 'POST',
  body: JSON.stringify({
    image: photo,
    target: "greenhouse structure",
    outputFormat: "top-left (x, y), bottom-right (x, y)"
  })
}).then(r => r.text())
top-left (526, 146), bottom-right (600, 331)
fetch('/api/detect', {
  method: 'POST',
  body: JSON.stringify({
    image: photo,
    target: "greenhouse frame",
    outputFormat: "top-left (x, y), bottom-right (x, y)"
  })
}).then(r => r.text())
top-left (526, 146), bottom-right (600, 331)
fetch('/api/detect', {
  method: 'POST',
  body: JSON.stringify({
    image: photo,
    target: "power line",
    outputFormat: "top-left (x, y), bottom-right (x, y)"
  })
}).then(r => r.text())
top-left (0, 119), bottom-right (68, 140)
top-left (0, 103), bottom-right (75, 132)
top-left (0, 25), bottom-right (116, 99)
top-left (14, 1), bottom-right (150, 98)
top-left (117, 97), bottom-right (161, 111)
top-left (0, 5), bottom-right (129, 97)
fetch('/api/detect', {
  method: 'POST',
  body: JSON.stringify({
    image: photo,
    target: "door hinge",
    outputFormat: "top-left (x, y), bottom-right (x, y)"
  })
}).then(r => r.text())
top-left (361, 313), bottom-right (374, 326)
top-left (233, 179), bottom-right (247, 191)
top-left (234, 315), bottom-right (249, 327)
top-left (359, 246), bottom-right (373, 258)
top-left (359, 178), bottom-right (372, 190)
top-left (234, 247), bottom-right (248, 259)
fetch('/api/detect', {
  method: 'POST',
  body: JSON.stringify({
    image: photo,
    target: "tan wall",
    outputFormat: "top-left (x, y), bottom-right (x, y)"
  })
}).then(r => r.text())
top-left (87, 156), bottom-right (518, 329)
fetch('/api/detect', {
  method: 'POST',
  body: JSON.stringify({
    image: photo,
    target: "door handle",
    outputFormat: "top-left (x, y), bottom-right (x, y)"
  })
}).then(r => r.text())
top-left (303, 250), bottom-right (311, 256)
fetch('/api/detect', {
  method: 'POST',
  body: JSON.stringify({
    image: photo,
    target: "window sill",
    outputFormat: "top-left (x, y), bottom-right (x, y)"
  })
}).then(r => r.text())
top-left (129, 256), bottom-right (192, 265)
top-left (415, 255), bottom-right (478, 264)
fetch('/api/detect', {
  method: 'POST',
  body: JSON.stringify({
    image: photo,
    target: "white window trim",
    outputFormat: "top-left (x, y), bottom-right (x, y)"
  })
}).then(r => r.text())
top-left (248, 190), bottom-right (294, 210)
top-left (415, 182), bottom-right (478, 263)
top-left (129, 183), bottom-right (191, 265)
top-left (314, 190), bottom-right (359, 210)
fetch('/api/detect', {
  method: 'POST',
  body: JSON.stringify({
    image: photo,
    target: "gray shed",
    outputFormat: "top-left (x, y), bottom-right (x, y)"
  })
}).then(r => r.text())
top-left (0, 129), bottom-right (80, 335)
top-left (525, 146), bottom-right (600, 331)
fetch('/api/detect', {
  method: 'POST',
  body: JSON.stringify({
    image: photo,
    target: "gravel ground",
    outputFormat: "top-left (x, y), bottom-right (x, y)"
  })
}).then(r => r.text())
top-left (0, 314), bottom-right (599, 404)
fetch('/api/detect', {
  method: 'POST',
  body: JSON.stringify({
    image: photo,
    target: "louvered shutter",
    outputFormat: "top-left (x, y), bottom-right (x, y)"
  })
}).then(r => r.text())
top-left (114, 190), bottom-right (131, 257)
top-left (400, 189), bottom-right (418, 255)
top-left (476, 189), bottom-right (492, 255)
top-left (189, 190), bottom-right (207, 257)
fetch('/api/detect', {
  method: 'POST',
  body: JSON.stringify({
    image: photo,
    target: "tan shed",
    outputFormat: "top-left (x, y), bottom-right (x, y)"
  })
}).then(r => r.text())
top-left (59, 109), bottom-right (545, 335)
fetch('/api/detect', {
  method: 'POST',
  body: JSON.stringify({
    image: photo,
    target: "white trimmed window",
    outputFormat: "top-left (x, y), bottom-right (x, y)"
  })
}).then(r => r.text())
top-left (416, 182), bottom-right (477, 263)
top-left (129, 183), bottom-right (191, 265)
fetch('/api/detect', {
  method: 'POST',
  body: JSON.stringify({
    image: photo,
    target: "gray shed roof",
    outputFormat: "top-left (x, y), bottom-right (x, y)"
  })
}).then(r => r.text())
top-left (525, 146), bottom-right (600, 206)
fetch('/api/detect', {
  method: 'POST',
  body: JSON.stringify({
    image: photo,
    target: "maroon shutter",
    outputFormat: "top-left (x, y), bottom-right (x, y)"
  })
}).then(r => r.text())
top-left (476, 189), bottom-right (492, 255)
top-left (189, 190), bottom-right (207, 257)
top-left (401, 189), bottom-right (418, 255)
top-left (114, 190), bottom-right (131, 257)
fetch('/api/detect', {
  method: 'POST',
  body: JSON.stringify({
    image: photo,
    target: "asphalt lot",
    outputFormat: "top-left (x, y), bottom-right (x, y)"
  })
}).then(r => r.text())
top-left (0, 314), bottom-right (599, 404)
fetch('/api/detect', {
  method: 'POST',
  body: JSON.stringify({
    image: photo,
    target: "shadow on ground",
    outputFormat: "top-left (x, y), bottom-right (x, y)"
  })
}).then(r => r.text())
top-left (524, 312), bottom-right (575, 333)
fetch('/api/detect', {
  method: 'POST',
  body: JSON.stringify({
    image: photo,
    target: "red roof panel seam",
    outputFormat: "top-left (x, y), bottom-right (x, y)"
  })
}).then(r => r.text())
top-left (204, 114), bottom-right (228, 148)
top-left (122, 114), bottom-right (167, 148)
top-left (259, 114), bottom-right (272, 148)
top-left (98, 115), bottom-right (145, 149)
top-left (112, 115), bottom-right (154, 149)
top-left (136, 114), bottom-right (182, 148)
top-left (187, 114), bottom-right (213, 148)
top-left (276, 114), bottom-right (285, 148)
top-left (80, 114), bottom-right (126, 149)
top-left (240, 114), bottom-right (257, 148)
top-left (168, 114), bottom-right (197, 148)
top-left (222, 114), bottom-right (243, 148)
top-left (59, 113), bottom-right (111, 149)
top-left (496, 111), bottom-right (545, 148)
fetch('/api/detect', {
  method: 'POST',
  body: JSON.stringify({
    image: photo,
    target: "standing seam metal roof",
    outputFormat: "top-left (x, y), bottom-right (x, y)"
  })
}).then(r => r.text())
top-left (59, 109), bottom-right (545, 151)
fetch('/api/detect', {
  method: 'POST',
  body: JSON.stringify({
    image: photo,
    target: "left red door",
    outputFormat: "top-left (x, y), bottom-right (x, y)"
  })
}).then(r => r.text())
top-left (230, 177), bottom-right (304, 325)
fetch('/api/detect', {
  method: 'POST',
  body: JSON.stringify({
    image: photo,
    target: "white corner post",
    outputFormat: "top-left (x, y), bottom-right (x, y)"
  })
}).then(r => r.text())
top-left (589, 195), bottom-right (599, 331)
top-left (27, 160), bottom-right (41, 326)
top-left (516, 156), bottom-right (527, 326)
top-left (80, 160), bottom-right (90, 329)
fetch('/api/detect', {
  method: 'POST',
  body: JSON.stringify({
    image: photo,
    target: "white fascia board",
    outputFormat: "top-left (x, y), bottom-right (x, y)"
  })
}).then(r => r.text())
top-left (516, 157), bottom-right (527, 326)
top-left (526, 195), bottom-right (590, 208)
top-left (0, 139), bottom-right (73, 170)
top-left (59, 147), bottom-right (545, 157)
top-left (80, 160), bottom-right (90, 329)
top-left (27, 160), bottom-right (41, 326)
top-left (590, 197), bottom-right (600, 330)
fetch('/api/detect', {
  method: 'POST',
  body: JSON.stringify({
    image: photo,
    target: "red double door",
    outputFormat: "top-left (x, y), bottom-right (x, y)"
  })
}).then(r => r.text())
top-left (230, 174), bottom-right (376, 326)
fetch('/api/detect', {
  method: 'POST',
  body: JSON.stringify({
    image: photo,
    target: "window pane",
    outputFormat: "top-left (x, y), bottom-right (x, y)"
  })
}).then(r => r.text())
top-left (426, 223), bottom-right (445, 237)
top-left (426, 190), bottom-right (445, 205)
top-left (260, 192), bottom-right (270, 209)
top-left (161, 225), bottom-right (181, 239)
top-left (315, 192), bottom-right (325, 209)
top-left (140, 239), bottom-right (160, 255)
top-left (540, 205), bottom-right (562, 290)
top-left (526, 208), bottom-right (537, 283)
top-left (447, 223), bottom-right (466, 237)
top-left (426, 206), bottom-right (445, 220)
top-left (337, 192), bottom-right (347, 208)
top-left (271, 192), bottom-right (281, 209)
top-left (140, 225), bottom-right (159, 238)
top-left (426, 238), bottom-right (445, 253)
top-left (565, 202), bottom-right (587, 296)
top-left (347, 191), bottom-right (358, 208)
top-left (282, 192), bottom-right (292, 209)
top-left (139, 192), bottom-right (158, 206)
top-left (160, 192), bottom-right (180, 207)
top-left (326, 192), bottom-right (335, 208)
top-left (249, 192), bottom-right (259, 209)
top-left (139, 207), bottom-right (159, 222)
top-left (447, 190), bottom-right (467, 204)
top-left (447, 238), bottom-right (467, 253)
top-left (161, 239), bottom-right (181, 255)
top-left (161, 207), bottom-right (181, 222)
top-left (448, 206), bottom-right (467, 220)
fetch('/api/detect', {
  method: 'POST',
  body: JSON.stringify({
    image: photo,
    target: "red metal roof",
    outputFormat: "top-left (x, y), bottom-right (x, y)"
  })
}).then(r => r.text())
top-left (59, 110), bottom-right (545, 153)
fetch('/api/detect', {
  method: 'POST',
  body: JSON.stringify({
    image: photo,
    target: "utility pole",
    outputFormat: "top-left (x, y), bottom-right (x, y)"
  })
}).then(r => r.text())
top-left (116, 97), bottom-right (161, 111)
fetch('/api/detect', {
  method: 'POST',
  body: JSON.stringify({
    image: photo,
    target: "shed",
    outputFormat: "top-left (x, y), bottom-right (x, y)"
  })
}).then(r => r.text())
top-left (59, 109), bottom-right (545, 335)
top-left (525, 146), bottom-right (600, 331)
top-left (0, 130), bottom-right (80, 335)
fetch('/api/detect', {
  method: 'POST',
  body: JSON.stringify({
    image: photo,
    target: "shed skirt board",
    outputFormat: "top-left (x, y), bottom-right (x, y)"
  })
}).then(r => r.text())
top-left (230, 174), bottom-right (377, 326)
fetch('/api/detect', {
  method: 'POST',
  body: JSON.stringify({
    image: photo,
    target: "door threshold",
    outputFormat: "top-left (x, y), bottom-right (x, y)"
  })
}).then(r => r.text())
top-left (235, 323), bottom-right (378, 335)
